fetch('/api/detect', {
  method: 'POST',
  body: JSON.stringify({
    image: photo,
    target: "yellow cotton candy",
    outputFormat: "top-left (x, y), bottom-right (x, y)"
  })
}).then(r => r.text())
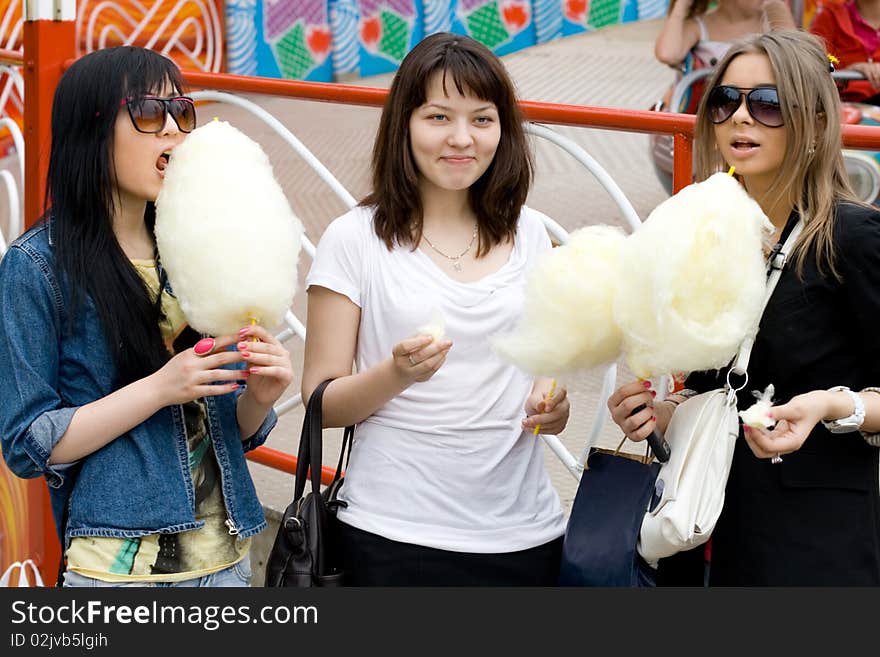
top-left (492, 225), bottom-right (626, 377)
top-left (615, 172), bottom-right (773, 378)
top-left (155, 120), bottom-right (303, 336)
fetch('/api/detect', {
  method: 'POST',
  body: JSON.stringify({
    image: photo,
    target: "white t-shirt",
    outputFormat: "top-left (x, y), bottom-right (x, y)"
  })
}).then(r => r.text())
top-left (305, 205), bottom-right (566, 553)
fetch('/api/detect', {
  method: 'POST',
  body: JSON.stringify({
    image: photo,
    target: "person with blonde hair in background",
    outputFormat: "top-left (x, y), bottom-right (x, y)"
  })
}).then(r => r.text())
top-left (609, 30), bottom-right (880, 585)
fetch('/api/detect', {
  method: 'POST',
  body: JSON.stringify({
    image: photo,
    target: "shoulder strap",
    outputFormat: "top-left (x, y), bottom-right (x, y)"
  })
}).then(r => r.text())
top-left (730, 220), bottom-right (804, 375)
top-left (294, 380), bottom-right (333, 500)
top-left (294, 380), bottom-right (356, 499)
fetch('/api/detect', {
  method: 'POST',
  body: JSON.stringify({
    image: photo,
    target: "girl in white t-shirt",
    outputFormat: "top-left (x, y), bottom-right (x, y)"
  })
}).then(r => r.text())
top-left (302, 32), bottom-right (570, 586)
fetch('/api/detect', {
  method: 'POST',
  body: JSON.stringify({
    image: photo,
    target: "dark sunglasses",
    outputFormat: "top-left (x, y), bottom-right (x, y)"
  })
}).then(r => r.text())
top-left (706, 85), bottom-right (784, 128)
top-left (121, 95), bottom-right (197, 134)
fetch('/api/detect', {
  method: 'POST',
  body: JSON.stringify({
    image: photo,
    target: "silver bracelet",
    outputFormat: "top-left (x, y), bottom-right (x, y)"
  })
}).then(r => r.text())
top-left (859, 387), bottom-right (880, 447)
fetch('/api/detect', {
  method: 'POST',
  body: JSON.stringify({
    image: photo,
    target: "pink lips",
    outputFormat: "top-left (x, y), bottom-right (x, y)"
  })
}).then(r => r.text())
top-left (442, 156), bottom-right (475, 165)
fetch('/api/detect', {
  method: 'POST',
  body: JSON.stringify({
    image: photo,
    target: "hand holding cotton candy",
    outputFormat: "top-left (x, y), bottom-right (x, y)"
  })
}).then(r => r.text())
top-left (491, 225), bottom-right (626, 376)
top-left (155, 120), bottom-right (303, 336)
top-left (614, 172), bottom-right (774, 379)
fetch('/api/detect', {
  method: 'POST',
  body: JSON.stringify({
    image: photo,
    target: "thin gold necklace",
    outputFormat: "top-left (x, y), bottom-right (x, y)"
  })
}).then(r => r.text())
top-left (421, 226), bottom-right (478, 271)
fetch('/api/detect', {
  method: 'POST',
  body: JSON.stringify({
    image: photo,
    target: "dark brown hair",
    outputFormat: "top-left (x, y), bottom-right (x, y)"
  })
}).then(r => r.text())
top-left (668, 0), bottom-right (710, 18)
top-left (360, 32), bottom-right (532, 256)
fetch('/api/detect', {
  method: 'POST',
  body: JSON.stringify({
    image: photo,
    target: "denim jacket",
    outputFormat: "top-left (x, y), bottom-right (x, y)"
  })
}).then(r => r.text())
top-left (0, 222), bottom-right (275, 546)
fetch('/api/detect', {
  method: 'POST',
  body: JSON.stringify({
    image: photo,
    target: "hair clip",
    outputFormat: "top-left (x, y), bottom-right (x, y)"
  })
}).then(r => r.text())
top-left (827, 53), bottom-right (839, 73)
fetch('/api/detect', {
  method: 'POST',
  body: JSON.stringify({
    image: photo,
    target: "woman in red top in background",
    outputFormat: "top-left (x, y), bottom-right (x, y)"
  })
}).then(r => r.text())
top-left (811, 0), bottom-right (880, 103)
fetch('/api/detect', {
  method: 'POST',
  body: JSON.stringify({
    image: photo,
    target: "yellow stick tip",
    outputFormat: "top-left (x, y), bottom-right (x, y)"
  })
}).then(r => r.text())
top-left (727, 166), bottom-right (736, 176)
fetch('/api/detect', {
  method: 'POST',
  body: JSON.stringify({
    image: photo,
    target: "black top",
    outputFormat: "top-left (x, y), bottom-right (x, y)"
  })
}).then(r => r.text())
top-left (679, 201), bottom-right (880, 586)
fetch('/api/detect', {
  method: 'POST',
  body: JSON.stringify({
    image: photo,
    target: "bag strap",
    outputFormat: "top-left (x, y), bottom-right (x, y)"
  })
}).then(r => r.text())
top-left (294, 379), bottom-right (333, 500)
top-left (294, 380), bottom-right (355, 500)
top-left (730, 219), bottom-right (804, 375)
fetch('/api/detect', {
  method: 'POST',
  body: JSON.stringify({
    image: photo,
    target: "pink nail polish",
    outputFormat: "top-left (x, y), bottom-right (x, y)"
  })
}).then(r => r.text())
top-left (642, 381), bottom-right (651, 388)
top-left (249, 367), bottom-right (260, 374)
top-left (650, 390), bottom-right (657, 398)
top-left (237, 341), bottom-right (248, 350)
top-left (241, 370), bottom-right (251, 378)
top-left (242, 351), bottom-right (251, 358)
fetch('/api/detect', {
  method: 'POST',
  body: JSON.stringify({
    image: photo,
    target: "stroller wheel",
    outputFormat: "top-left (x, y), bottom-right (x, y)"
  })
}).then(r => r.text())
top-left (843, 151), bottom-right (880, 205)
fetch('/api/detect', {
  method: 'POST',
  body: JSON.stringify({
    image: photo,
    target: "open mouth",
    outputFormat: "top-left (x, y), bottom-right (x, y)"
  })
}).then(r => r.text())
top-left (731, 140), bottom-right (759, 152)
top-left (156, 152), bottom-right (170, 175)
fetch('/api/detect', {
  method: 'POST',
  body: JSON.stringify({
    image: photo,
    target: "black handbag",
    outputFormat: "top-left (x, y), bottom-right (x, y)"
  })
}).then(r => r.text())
top-left (558, 442), bottom-right (660, 587)
top-left (264, 380), bottom-right (352, 587)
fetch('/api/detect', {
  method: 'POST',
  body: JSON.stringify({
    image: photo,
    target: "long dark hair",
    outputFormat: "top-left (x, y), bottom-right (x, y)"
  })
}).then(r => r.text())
top-left (47, 46), bottom-right (186, 386)
top-left (361, 32), bottom-right (532, 257)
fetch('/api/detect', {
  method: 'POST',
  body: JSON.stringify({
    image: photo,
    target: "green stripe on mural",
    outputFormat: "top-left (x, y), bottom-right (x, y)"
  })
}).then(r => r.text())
top-left (588, 0), bottom-right (622, 29)
top-left (275, 22), bottom-right (316, 79)
top-left (466, 2), bottom-right (510, 50)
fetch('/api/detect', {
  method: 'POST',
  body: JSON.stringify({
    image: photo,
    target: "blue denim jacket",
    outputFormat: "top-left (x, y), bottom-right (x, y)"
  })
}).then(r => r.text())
top-left (0, 222), bottom-right (275, 546)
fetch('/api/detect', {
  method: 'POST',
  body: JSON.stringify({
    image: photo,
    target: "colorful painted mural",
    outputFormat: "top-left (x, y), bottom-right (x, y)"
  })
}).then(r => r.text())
top-left (226, 0), bottom-right (672, 81)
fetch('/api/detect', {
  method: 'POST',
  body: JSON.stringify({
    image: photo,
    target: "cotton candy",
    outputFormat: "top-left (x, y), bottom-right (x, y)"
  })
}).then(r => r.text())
top-left (417, 308), bottom-right (446, 342)
top-left (155, 120), bottom-right (303, 336)
top-left (491, 225), bottom-right (626, 376)
top-left (614, 172), bottom-right (773, 379)
top-left (739, 383), bottom-right (776, 430)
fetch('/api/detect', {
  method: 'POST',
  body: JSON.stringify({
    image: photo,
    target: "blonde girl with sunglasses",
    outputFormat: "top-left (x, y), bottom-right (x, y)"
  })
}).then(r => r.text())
top-left (608, 31), bottom-right (880, 585)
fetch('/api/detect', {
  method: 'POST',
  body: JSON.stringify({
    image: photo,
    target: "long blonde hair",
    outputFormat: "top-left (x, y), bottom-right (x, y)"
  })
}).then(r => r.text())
top-left (693, 30), bottom-right (860, 279)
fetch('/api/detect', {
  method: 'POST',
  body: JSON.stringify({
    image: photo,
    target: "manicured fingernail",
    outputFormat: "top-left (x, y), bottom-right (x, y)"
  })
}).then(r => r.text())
top-left (651, 416), bottom-right (656, 422)
top-left (193, 337), bottom-right (215, 355)
top-left (241, 370), bottom-right (250, 378)
top-left (249, 367), bottom-right (260, 373)
top-left (239, 327), bottom-right (249, 336)
top-left (242, 351), bottom-right (251, 358)
top-left (743, 426), bottom-right (751, 433)
top-left (643, 381), bottom-right (651, 388)
top-left (237, 341), bottom-right (248, 350)
top-left (650, 390), bottom-right (657, 397)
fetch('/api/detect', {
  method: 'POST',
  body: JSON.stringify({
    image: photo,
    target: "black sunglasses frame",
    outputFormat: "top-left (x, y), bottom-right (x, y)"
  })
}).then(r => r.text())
top-left (121, 95), bottom-right (197, 134)
top-left (707, 85), bottom-right (784, 128)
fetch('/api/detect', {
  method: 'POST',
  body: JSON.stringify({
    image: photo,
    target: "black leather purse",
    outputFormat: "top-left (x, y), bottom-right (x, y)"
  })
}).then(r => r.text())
top-left (264, 380), bottom-right (352, 587)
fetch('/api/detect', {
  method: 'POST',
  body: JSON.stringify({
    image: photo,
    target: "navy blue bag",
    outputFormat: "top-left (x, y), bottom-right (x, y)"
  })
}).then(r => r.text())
top-left (558, 445), bottom-right (660, 587)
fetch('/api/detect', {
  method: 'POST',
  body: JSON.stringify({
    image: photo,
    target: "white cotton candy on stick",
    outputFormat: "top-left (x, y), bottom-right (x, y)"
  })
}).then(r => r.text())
top-left (614, 172), bottom-right (773, 379)
top-left (739, 383), bottom-right (776, 429)
top-left (155, 120), bottom-right (303, 336)
top-left (491, 225), bottom-right (626, 376)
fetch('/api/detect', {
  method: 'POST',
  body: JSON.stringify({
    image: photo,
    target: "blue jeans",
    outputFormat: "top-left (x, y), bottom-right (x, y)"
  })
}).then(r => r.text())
top-left (62, 555), bottom-right (252, 587)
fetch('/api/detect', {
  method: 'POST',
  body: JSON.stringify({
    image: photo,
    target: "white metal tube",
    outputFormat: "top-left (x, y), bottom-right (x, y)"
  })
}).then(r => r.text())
top-left (525, 122), bottom-right (642, 233)
top-left (0, 169), bottom-right (20, 256)
top-left (189, 90), bottom-right (357, 209)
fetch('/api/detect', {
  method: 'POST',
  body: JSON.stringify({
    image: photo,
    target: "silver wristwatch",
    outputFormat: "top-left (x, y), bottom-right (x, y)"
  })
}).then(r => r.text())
top-left (822, 386), bottom-right (865, 434)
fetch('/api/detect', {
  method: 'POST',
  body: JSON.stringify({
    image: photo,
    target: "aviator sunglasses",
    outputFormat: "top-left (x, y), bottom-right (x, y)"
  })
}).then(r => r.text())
top-left (706, 85), bottom-right (784, 128)
top-left (121, 95), bottom-right (197, 134)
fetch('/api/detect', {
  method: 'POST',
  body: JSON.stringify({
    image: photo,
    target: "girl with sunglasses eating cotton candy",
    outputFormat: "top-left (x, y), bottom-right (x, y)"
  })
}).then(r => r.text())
top-left (607, 30), bottom-right (880, 585)
top-left (0, 46), bottom-right (289, 587)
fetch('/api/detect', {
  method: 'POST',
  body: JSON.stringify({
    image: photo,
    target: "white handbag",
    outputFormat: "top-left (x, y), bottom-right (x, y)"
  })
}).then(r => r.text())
top-left (638, 220), bottom-right (804, 566)
top-left (0, 559), bottom-right (45, 587)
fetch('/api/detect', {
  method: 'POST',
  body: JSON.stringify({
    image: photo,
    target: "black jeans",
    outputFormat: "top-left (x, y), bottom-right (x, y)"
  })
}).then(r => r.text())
top-left (339, 522), bottom-right (563, 586)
